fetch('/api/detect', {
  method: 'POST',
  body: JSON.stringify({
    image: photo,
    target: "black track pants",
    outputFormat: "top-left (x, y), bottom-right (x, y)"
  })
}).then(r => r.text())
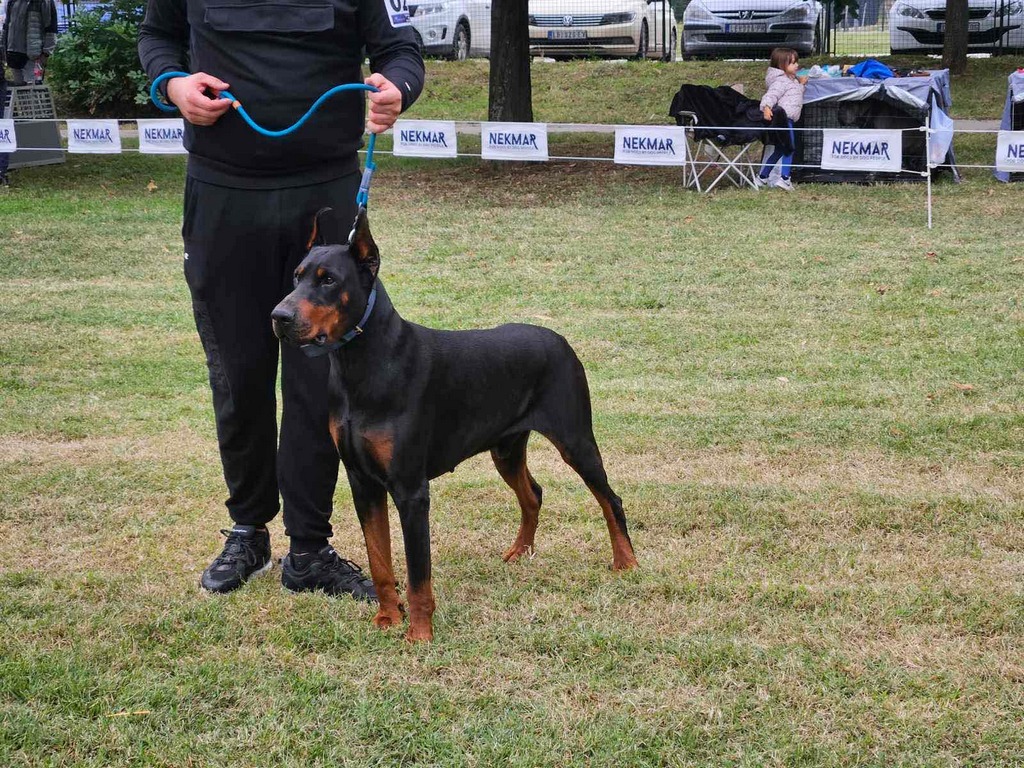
top-left (182, 172), bottom-right (359, 542)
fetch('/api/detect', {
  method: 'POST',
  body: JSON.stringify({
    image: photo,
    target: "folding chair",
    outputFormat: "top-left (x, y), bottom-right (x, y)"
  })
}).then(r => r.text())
top-left (672, 110), bottom-right (705, 192)
top-left (689, 125), bottom-right (760, 192)
top-left (669, 84), bottom-right (765, 193)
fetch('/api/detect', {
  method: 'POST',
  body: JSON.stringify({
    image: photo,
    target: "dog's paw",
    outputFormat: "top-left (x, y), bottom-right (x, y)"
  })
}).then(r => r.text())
top-left (612, 553), bottom-right (639, 571)
top-left (502, 542), bottom-right (535, 563)
top-left (404, 624), bottom-right (434, 643)
top-left (373, 609), bottom-right (403, 630)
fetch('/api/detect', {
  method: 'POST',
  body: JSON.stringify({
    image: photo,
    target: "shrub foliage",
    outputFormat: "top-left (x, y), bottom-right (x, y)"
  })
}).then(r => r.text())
top-left (46, 0), bottom-right (151, 115)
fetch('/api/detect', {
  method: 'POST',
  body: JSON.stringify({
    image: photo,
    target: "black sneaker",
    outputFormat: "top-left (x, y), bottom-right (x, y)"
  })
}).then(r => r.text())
top-left (281, 545), bottom-right (377, 602)
top-left (200, 525), bottom-right (273, 593)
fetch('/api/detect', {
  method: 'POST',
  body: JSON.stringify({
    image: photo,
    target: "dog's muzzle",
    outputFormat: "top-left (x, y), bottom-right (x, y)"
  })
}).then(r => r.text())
top-left (272, 304), bottom-right (334, 356)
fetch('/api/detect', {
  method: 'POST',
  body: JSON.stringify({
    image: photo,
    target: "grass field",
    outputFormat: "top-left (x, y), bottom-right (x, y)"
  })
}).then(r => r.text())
top-left (2, 70), bottom-right (1023, 765)
top-left (408, 56), bottom-right (1014, 125)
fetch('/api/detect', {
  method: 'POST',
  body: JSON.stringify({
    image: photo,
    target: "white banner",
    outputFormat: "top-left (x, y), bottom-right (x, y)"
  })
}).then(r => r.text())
top-left (138, 119), bottom-right (186, 154)
top-left (614, 126), bottom-right (687, 166)
top-left (821, 129), bottom-right (902, 173)
top-left (995, 130), bottom-right (1024, 173)
top-left (481, 122), bottom-right (548, 162)
top-left (67, 120), bottom-right (122, 154)
top-left (393, 119), bottom-right (457, 158)
top-left (0, 120), bottom-right (16, 153)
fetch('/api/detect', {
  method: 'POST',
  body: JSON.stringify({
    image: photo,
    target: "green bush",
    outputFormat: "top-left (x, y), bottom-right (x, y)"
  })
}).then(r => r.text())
top-left (46, 0), bottom-right (150, 116)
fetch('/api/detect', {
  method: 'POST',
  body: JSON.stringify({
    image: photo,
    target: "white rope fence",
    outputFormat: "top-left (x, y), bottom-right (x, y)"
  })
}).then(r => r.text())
top-left (3, 116), bottom-right (1022, 230)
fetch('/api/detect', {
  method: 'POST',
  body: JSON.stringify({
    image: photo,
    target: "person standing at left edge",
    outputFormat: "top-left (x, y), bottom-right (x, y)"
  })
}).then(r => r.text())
top-left (138, 0), bottom-right (424, 597)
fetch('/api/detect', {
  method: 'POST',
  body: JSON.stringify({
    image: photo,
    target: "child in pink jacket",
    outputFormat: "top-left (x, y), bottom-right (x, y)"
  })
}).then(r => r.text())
top-left (754, 48), bottom-right (808, 192)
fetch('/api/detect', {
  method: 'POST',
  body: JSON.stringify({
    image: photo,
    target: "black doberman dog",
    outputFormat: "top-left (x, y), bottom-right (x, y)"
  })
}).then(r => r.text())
top-left (271, 209), bottom-right (637, 642)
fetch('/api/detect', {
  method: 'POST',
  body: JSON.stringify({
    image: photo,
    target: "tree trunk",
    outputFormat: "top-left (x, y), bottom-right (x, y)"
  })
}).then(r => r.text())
top-left (941, 0), bottom-right (969, 75)
top-left (488, 0), bottom-right (533, 122)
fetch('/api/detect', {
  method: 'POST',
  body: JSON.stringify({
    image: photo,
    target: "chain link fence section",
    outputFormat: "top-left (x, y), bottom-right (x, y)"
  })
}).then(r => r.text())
top-left (398, 0), bottom-right (1024, 61)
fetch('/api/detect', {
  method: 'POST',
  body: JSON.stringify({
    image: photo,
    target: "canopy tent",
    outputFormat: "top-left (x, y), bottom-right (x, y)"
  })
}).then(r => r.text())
top-left (792, 70), bottom-right (957, 183)
top-left (994, 71), bottom-right (1024, 183)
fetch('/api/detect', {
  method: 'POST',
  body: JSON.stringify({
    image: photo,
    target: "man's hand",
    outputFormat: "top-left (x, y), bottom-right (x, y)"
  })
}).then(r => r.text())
top-left (166, 72), bottom-right (233, 127)
top-left (763, 106), bottom-right (773, 121)
top-left (364, 73), bottom-right (403, 134)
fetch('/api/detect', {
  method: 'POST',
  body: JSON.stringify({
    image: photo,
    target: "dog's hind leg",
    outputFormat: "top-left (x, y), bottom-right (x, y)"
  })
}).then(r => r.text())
top-left (348, 469), bottom-right (403, 629)
top-left (554, 435), bottom-right (638, 571)
top-left (538, 357), bottom-right (637, 570)
top-left (491, 431), bottom-right (543, 563)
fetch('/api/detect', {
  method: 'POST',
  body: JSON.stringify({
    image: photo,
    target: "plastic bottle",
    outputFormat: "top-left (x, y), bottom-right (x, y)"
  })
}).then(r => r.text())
top-left (33, 61), bottom-right (43, 84)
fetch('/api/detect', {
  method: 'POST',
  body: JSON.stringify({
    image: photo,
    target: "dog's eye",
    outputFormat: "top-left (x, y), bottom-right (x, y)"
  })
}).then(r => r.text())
top-left (320, 275), bottom-right (335, 286)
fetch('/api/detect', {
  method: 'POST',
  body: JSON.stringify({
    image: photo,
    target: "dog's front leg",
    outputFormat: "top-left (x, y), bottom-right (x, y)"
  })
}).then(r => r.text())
top-left (391, 480), bottom-right (435, 642)
top-left (348, 469), bottom-right (403, 629)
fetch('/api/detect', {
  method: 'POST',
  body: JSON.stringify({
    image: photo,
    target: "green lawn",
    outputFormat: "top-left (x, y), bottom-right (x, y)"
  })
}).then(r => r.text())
top-left (405, 56), bottom-right (1014, 126)
top-left (2, 90), bottom-right (1023, 766)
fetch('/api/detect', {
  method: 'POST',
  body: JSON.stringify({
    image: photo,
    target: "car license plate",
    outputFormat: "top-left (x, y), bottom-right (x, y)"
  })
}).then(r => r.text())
top-left (937, 22), bottom-right (981, 32)
top-left (548, 30), bottom-right (587, 40)
top-left (725, 23), bottom-right (766, 33)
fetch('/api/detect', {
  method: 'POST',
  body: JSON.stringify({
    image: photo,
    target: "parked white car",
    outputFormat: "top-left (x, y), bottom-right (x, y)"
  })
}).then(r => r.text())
top-left (408, 0), bottom-right (491, 60)
top-left (682, 0), bottom-right (822, 58)
top-left (528, 0), bottom-right (677, 60)
top-left (889, 0), bottom-right (1023, 53)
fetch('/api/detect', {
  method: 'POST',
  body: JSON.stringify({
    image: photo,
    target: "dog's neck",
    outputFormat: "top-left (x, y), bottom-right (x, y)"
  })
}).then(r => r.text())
top-left (328, 279), bottom-right (405, 378)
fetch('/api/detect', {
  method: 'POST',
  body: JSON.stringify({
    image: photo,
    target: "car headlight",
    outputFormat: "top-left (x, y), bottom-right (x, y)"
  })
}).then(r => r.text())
top-left (779, 4), bottom-right (812, 20)
top-left (416, 3), bottom-right (446, 16)
top-left (601, 12), bottom-right (636, 24)
top-left (998, 0), bottom-right (1023, 14)
top-left (895, 3), bottom-right (927, 18)
top-left (684, 1), bottom-right (719, 21)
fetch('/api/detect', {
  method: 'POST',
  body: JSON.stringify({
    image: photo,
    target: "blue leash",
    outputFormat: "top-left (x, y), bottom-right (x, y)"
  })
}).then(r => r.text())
top-left (150, 71), bottom-right (379, 206)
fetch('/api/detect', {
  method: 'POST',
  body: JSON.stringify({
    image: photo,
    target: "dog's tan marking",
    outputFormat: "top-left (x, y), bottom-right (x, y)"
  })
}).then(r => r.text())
top-left (587, 483), bottom-right (638, 571)
top-left (405, 579), bottom-right (435, 642)
top-left (328, 416), bottom-right (344, 452)
top-left (362, 431), bottom-right (394, 472)
top-left (361, 498), bottom-right (403, 630)
top-left (297, 299), bottom-right (342, 339)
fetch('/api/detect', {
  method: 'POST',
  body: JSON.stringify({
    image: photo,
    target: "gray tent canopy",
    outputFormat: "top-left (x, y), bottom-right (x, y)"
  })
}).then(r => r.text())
top-left (793, 70), bottom-right (956, 184)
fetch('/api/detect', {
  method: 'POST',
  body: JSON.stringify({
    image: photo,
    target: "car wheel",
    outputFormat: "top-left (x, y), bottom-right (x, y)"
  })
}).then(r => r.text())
top-left (451, 21), bottom-right (470, 61)
top-left (662, 27), bottom-right (677, 61)
top-left (634, 20), bottom-right (649, 59)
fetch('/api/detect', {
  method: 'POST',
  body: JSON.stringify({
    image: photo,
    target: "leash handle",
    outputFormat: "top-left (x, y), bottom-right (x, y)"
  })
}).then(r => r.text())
top-left (149, 71), bottom-right (381, 205)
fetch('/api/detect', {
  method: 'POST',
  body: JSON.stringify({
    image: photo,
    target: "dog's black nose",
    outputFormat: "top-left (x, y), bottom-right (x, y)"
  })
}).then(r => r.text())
top-left (271, 306), bottom-right (294, 325)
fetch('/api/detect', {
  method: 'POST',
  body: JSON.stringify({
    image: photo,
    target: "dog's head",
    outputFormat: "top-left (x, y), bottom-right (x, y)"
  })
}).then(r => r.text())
top-left (271, 207), bottom-right (380, 351)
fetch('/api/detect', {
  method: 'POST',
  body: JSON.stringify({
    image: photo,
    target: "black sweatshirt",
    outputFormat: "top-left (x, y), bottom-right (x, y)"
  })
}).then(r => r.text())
top-left (138, 0), bottom-right (424, 188)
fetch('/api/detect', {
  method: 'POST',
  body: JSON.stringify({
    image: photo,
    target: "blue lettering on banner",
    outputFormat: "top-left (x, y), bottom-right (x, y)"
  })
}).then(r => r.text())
top-left (622, 136), bottom-right (676, 154)
top-left (831, 140), bottom-right (891, 160)
top-left (400, 129), bottom-right (448, 147)
top-left (73, 127), bottom-right (114, 142)
top-left (0, 129), bottom-right (10, 142)
top-left (1008, 143), bottom-right (1024, 160)
top-left (489, 132), bottom-right (539, 149)
top-left (143, 127), bottom-right (184, 142)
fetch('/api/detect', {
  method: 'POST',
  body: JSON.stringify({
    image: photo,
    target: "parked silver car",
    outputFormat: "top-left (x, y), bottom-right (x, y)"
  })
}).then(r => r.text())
top-left (528, 0), bottom-right (677, 60)
top-left (682, 0), bottom-right (823, 58)
top-left (889, 0), bottom-right (1023, 53)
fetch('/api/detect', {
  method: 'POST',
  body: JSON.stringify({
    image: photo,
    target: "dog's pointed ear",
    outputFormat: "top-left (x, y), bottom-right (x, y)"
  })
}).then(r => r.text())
top-left (348, 208), bottom-right (380, 280)
top-left (306, 207), bottom-right (333, 250)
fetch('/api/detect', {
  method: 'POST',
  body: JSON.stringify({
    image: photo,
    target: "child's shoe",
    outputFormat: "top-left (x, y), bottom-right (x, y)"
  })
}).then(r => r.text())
top-left (752, 174), bottom-right (770, 189)
top-left (772, 177), bottom-right (795, 192)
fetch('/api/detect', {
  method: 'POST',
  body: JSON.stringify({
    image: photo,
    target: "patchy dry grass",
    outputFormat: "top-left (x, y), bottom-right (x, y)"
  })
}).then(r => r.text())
top-left (1, 139), bottom-right (1022, 767)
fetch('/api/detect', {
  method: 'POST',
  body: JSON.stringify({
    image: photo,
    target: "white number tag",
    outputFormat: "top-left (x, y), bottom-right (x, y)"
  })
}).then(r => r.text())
top-left (385, 0), bottom-right (410, 27)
